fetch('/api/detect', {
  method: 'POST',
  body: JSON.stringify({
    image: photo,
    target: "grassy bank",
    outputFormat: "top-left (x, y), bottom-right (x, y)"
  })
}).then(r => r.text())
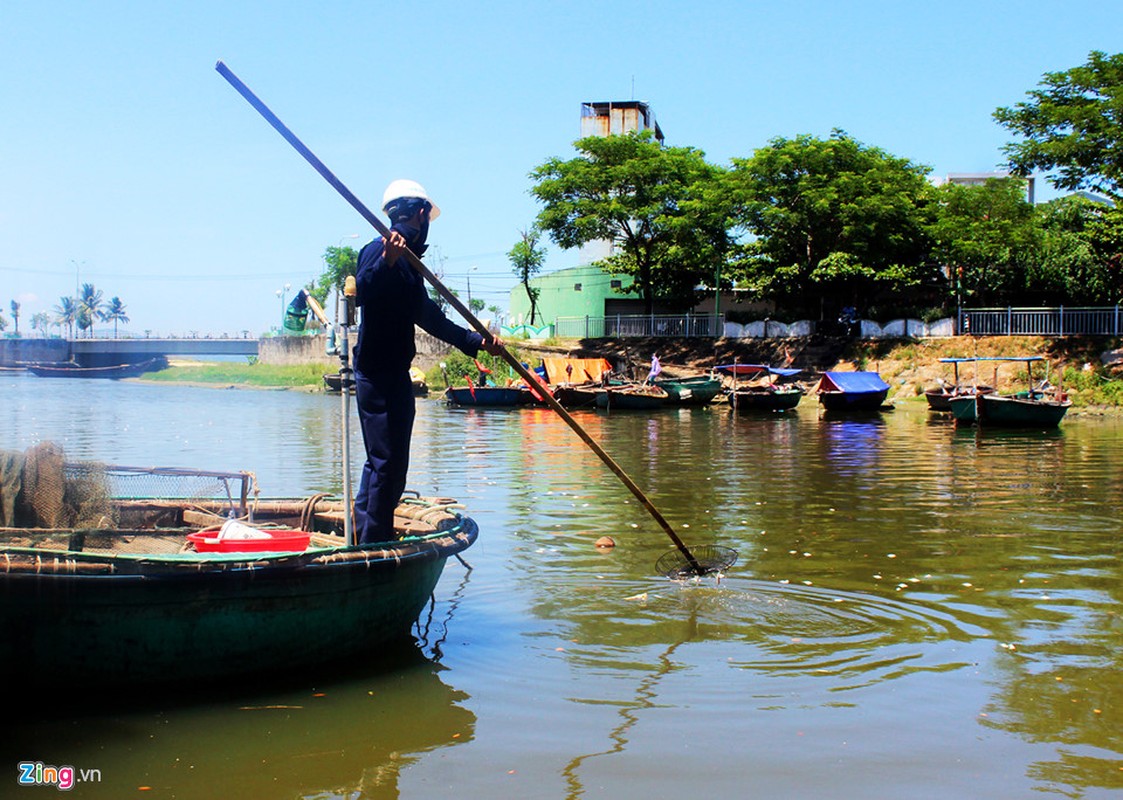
top-left (144, 360), bottom-right (328, 389)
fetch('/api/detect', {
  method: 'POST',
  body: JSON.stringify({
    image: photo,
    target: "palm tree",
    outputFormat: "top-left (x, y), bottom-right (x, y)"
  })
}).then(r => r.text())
top-left (53, 296), bottom-right (78, 339)
top-left (102, 296), bottom-right (129, 338)
top-left (78, 283), bottom-right (103, 338)
top-left (9, 300), bottom-right (19, 336)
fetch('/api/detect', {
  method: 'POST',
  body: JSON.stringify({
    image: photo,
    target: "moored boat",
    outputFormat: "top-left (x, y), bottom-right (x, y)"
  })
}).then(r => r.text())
top-left (324, 366), bottom-right (428, 395)
top-left (816, 371), bottom-right (890, 411)
top-left (730, 385), bottom-right (804, 412)
top-left (716, 364), bottom-right (806, 413)
top-left (594, 383), bottom-right (668, 410)
top-left (0, 454), bottom-right (477, 687)
top-left (946, 356), bottom-right (1071, 427)
top-left (552, 382), bottom-right (601, 409)
top-left (925, 358), bottom-right (992, 411)
top-left (445, 385), bottom-right (532, 407)
top-left (654, 375), bottom-right (723, 406)
top-left (949, 392), bottom-right (1071, 427)
top-left (25, 357), bottom-right (167, 379)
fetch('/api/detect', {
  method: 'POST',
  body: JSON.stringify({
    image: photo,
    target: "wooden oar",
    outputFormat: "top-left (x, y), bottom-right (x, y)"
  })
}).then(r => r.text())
top-left (216, 61), bottom-right (718, 576)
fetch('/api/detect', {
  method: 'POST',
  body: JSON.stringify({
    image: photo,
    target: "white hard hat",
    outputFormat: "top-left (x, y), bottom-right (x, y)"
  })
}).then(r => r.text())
top-left (381, 179), bottom-right (440, 220)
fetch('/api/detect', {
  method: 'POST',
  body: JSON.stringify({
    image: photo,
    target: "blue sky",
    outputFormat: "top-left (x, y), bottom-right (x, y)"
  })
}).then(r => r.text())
top-left (1, 0), bottom-right (1120, 336)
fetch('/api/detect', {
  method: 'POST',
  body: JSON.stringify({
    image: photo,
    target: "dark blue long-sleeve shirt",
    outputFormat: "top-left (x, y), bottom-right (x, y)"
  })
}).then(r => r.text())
top-left (353, 223), bottom-right (482, 375)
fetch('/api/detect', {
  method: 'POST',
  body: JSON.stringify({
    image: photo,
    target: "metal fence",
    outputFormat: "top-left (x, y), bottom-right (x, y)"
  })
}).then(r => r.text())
top-left (554, 307), bottom-right (1123, 339)
top-left (960, 306), bottom-right (1123, 336)
top-left (555, 313), bottom-right (725, 339)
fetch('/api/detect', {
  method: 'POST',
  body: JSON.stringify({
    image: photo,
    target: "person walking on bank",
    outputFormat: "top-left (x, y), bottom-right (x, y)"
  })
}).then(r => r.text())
top-left (352, 179), bottom-right (504, 544)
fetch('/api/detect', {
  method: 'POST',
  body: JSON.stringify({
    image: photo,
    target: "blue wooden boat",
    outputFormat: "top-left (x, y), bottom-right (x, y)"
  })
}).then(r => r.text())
top-left (816, 371), bottom-right (890, 411)
top-left (0, 461), bottom-right (477, 688)
top-left (445, 385), bottom-right (532, 407)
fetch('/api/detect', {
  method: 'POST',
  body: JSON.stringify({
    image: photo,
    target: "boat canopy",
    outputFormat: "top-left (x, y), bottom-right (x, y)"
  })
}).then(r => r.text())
top-left (715, 364), bottom-right (803, 378)
top-left (542, 357), bottom-right (612, 384)
top-left (938, 356), bottom-right (1045, 364)
top-left (818, 371), bottom-right (890, 393)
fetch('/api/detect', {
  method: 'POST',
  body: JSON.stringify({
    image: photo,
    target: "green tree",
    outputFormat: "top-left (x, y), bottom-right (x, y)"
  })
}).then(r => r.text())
top-left (507, 228), bottom-right (545, 325)
top-left (469, 297), bottom-right (486, 316)
top-left (995, 50), bottom-right (1123, 203)
top-left (312, 245), bottom-right (358, 310)
top-left (9, 300), bottom-right (19, 336)
top-left (102, 296), bottom-right (129, 338)
top-left (53, 296), bottom-right (78, 339)
top-left (926, 178), bottom-right (1040, 306)
top-left (30, 311), bottom-right (50, 337)
top-left (726, 130), bottom-right (933, 319)
top-left (1029, 197), bottom-right (1123, 304)
top-left (78, 283), bottom-right (103, 338)
top-left (530, 130), bottom-right (730, 313)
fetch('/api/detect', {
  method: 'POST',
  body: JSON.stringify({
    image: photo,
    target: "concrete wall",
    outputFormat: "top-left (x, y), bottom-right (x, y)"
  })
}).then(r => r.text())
top-left (0, 338), bottom-right (69, 367)
top-left (257, 331), bottom-right (463, 371)
top-left (722, 318), bottom-right (956, 339)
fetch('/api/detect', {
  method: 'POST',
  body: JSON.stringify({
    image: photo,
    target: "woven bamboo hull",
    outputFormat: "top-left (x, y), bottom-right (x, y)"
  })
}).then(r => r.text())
top-left (0, 500), bottom-right (477, 687)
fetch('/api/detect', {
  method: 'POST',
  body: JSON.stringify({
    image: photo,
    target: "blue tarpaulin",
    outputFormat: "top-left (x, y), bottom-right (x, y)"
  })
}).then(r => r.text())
top-left (818, 371), bottom-right (890, 393)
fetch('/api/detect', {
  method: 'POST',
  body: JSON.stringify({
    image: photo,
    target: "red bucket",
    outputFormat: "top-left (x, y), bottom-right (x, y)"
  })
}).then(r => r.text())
top-left (187, 529), bottom-right (311, 553)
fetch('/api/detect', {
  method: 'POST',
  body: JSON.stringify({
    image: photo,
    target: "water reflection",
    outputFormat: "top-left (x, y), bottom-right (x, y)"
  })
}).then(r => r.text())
top-left (5, 373), bottom-right (1123, 797)
top-left (3, 644), bottom-right (474, 800)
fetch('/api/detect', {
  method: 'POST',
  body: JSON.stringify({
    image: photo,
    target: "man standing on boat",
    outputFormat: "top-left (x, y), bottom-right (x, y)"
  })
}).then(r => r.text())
top-left (352, 179), bottom-right (503, 544)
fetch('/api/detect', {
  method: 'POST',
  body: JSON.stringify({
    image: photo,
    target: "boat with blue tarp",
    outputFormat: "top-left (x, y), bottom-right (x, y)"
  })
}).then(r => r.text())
top-left (816, 371), bottom-right (890, 411)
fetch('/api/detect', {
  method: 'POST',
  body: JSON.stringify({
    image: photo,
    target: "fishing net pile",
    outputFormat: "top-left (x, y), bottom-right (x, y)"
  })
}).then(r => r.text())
top-left (0, 442), bottom-right (115, 529)
top-left (0, 443), bottom-right (261, 533)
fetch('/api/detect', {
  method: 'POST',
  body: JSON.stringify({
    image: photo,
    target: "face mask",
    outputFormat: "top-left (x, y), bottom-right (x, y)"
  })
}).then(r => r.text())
top-left (390, 199), bottom-right (431, 255)
top-left (394, 217), bottom-right (429, 256)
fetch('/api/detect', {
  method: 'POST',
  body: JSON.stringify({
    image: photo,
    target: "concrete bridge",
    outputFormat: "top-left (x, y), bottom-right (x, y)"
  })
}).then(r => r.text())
top-left (0, 337), bottom-right (258, 368)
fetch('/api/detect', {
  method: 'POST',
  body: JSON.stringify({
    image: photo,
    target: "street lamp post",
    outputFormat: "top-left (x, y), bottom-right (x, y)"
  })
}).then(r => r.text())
top-left (467, 265), bottom-right (478, 306)
top-left (277, 282), bottom-right (291, 332)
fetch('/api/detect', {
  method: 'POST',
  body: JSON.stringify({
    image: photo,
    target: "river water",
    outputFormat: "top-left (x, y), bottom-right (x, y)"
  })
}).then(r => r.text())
top-left (2, 372), bottom-right (1122, 799)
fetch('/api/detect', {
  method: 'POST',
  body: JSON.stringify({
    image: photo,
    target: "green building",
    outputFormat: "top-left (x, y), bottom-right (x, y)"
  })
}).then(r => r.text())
top-left (506, 265), bottom-right (640, 337)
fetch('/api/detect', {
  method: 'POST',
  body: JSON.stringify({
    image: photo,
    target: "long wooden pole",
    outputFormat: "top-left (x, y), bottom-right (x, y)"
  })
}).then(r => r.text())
top-left (215, 62), bottom-right (703, 573)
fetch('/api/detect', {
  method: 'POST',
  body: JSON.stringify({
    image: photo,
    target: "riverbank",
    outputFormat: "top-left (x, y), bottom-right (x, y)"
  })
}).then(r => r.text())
top-left (142, 336), bottom-right (1123, 410)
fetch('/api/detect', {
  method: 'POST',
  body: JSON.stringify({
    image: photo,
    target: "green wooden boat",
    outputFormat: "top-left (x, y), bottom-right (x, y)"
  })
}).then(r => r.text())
top-left (654, 375), bottom-right (723, 406)
top-left (0, 462), bottom-right (476, 688)
top-left (948, 392), bottom-right (1071, 427)
top-left (946, 356), bottom-right (1071, 428)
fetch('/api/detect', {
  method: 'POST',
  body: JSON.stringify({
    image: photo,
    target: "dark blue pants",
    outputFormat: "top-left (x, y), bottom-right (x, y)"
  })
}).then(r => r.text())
top-left (353, 367), bottom-right (415, 544)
